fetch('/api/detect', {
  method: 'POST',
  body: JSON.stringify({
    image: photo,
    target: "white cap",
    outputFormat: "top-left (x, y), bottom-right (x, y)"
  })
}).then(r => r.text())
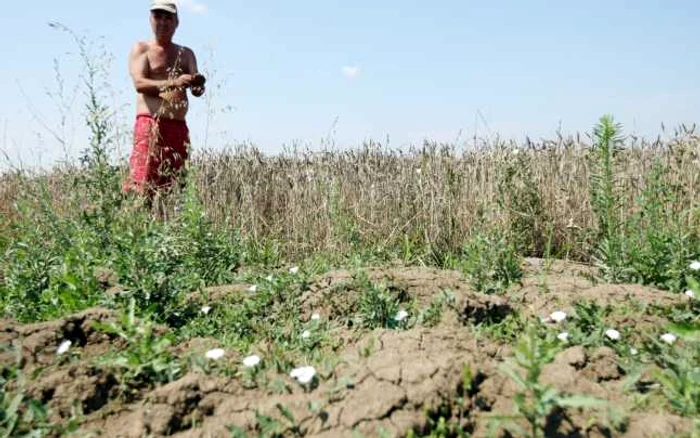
top-left (150, 0), bottom-right (178, 15)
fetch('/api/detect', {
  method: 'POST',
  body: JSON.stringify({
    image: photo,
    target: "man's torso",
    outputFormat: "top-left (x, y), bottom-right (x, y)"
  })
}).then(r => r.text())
top-left (136, 42), bottom-right (192, 120)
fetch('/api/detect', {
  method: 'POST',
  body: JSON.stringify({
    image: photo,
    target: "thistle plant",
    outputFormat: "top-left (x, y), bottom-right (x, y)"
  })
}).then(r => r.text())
top-left (489, 324), bottom-right (605, 438)
top-left (589, 115), bottom-right (626, 282)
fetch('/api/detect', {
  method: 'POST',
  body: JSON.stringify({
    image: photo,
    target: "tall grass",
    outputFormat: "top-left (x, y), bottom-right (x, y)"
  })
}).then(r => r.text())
top-left (190, 132), bottom-right (698, 264)
top-left (2, 130), bottom-right (698, 303)
top-left (1, 28), bottom-right (699, 323)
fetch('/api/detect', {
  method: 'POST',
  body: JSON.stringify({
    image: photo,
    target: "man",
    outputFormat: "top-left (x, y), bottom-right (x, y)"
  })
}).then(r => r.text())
top-left (123, 0), bottom-right (206, 198)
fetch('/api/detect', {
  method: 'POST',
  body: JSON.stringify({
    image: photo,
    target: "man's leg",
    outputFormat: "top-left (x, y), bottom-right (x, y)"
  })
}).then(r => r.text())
top-left (158, 119), bottom-right (191, 193)
top-left (149, 119), bottom-right (190, 220)
top-left (124, 115), bottom-right (162, 213)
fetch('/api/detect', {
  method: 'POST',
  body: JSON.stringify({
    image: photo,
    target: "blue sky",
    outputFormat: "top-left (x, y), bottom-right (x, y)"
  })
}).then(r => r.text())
top-left (2, 1), bottom-right (700, 166)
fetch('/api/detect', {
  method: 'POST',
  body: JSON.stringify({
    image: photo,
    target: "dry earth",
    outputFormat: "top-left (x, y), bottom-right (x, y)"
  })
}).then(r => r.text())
top-left (0, 259), bottom-right (693, 437)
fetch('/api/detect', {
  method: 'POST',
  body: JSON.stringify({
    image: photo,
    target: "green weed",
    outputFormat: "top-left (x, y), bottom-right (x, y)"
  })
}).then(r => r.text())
top-left (460, 229), bottom-right (522, 295)
top-left (93, 300), bottom-right (182, 397)
top-left (648, 322), bottom-right (700, 416)
top-left (489, 323), bottom-right (606, 438)
top-left (418, 289), bottom-right (457, 328)
top-left (0, 348), bottom-right (76, 437)
top-left (589, 115), bottom-right (627, 282)
top-left (625, 159), bottom-right (700, 292)
top-left (351, 271), bottom-right (411, 330)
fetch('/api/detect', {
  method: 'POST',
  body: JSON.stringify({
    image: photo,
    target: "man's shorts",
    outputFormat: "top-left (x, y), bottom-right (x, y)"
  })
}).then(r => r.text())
top-left (123, 114), bottom-right (190, 195)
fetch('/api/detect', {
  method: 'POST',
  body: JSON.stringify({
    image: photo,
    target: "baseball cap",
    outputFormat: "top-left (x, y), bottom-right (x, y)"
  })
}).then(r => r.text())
top-left (150, 0), bottom-right (178, 15)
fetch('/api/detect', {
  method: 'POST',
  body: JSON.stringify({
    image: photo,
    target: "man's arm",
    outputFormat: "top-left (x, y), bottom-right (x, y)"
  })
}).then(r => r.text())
top-left (185, 47), bottom-right (206, 98)
top-left (129, 42), bottom-right (192, 96)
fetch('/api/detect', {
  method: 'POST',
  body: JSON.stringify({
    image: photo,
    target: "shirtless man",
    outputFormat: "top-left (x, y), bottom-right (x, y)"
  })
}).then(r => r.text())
top-left (123, 0), bottom-right (206, 197)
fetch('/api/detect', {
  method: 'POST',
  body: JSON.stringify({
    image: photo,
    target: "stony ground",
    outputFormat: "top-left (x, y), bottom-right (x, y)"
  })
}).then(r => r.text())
top-left (1, 259), bottom-right (695, 437)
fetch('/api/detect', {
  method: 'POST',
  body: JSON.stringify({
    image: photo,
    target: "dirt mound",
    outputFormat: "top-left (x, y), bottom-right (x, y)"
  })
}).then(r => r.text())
top-left (472, 344), bottom-right (694, 438)
top-left (29, 364), bottom-right (118, 418)
top-left (76, 328), bottom-right (692, 438)
top-left (77, 328), bottom-right (475, 438)
top-left (2, 263), bottom-right (693, 437)
top-left (0, 307), bottom-right (115, 367)
top-left (512, 263), bottom-right (683, 324)
top-left (301, 267), bottom-right (467, 313)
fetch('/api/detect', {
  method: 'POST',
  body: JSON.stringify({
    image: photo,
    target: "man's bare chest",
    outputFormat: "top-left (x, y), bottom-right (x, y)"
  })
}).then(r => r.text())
top-left (147, 46), bottom-right (186, 78)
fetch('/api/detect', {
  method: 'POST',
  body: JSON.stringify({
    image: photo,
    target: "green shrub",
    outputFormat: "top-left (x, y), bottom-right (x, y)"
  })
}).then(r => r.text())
top-left (460, 229), bottom-right (522, 295)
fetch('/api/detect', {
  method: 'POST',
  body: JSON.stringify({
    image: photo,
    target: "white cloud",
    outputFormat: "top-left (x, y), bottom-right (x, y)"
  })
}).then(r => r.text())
top-left (178, 0), bottom-right (209, 14)
top-left (341, 66), bottom-right (361, 80)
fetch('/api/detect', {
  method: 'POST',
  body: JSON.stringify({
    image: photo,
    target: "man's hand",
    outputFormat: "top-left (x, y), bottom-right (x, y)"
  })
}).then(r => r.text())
top-left (191, 85), bottom-right (205, 97)
top-left (190, 73), bottom-right (206, 97)
top-left (173, 74), bottom-right (194, 88)
top-left (191, 73), bottom-right (206, 87)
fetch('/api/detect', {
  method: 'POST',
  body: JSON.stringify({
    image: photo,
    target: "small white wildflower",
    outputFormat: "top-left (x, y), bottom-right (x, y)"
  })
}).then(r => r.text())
top-left (201, 305), bottom-right (212, 315)
top-left (630, 347), bottom-right (639, 356)
top-left (549, 311), bottom-right (567, 323)
top-left (685, 290), bottom-right (695, 299)
top-left (205, 348), bottom-right (225, 360)
top-left (605, 329), bottom-right (621, 341)
top-left (512, 148), bottom-right (521, 156)
top-left (290, 366), bottom-right (316, 384)
top-left (690, 261), bottom-right (700, 271)
top-left (266, 275), bottom-right (274, 282)
top-left (415, 168), bottom-right (422, 175)
top-left (394, 309), bottom-right (409, 322)
top-left (660, 333), bottom-right (677, 345)
top-left (56, 340), bottom-right (72, 355)
top-left (248, 285), bottom-right (258, 294)
top-left (311, 313), bottom-right (321, 320)
top-left (289, 266), bottom-right (300, 275)
top-left (557, 332), bottom-right (569, 342)
top-left (242, 354), bottom-right (261, 367)
top-left (301, 330), bottom-right (311, 339)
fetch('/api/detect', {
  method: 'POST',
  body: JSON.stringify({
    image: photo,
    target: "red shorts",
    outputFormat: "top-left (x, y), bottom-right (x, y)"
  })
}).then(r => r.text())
top-left (123, 114), bottom-right (190, 195)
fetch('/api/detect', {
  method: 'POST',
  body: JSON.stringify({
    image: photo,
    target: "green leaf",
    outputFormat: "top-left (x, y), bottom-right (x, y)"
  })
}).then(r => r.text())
top-left (667, 322), bottom-right (700, 342)
top-left (276, 403), bottom-right (296, 425)
top-left (7, 393), bottom-right (23, 420)
top-left (557, 395), bottom-right (607, 408)
top-left (498, 363), bottom-right (527, 390)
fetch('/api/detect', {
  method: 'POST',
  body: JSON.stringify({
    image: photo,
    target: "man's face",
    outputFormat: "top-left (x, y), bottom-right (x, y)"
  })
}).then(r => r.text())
top-left (150, 10), bottom-right (178, 40)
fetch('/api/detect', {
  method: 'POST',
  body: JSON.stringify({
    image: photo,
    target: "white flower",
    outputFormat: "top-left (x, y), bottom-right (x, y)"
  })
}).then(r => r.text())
top-left (289, 266), bottom-right (300, 275)
top-left (311, 313), bottom-right (321, 320)
top-left (242, 354), bottom-right (261, 367)
top-left (557, 332), bottom-right (569, 342)
top-left (206, 348), bottom-right (225, 360)
top-left (605, 329), bottom-right (621, 341)
top-left (630, 347), bottom-right (639, 356)
top-left (301, 330), bottom-right (311, 339)
top-left (512, 148), bottom-right (521, 156)
top-left (549, 311), bottom-right (567, 323)
top-left (201, 305), bottom-right (212, 315)
top-left (290, 366), bottom-right (316, 384)
top-left (690, 261), bottom-right (700, 271)
top-left (248, 285), bottom-right (258, 294)
top-left (56, 340), bottom-right (72, 355)
top-left (415, 168), bottom-right (422, 175)
top-left (394, 309), bottom-right (409, 322)
top-left (266, 275), bottom-right (274, 282)
top-left (685, 290), bottom-right (695, 299)
top-left (660, 333), bottom-right (677, 345)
